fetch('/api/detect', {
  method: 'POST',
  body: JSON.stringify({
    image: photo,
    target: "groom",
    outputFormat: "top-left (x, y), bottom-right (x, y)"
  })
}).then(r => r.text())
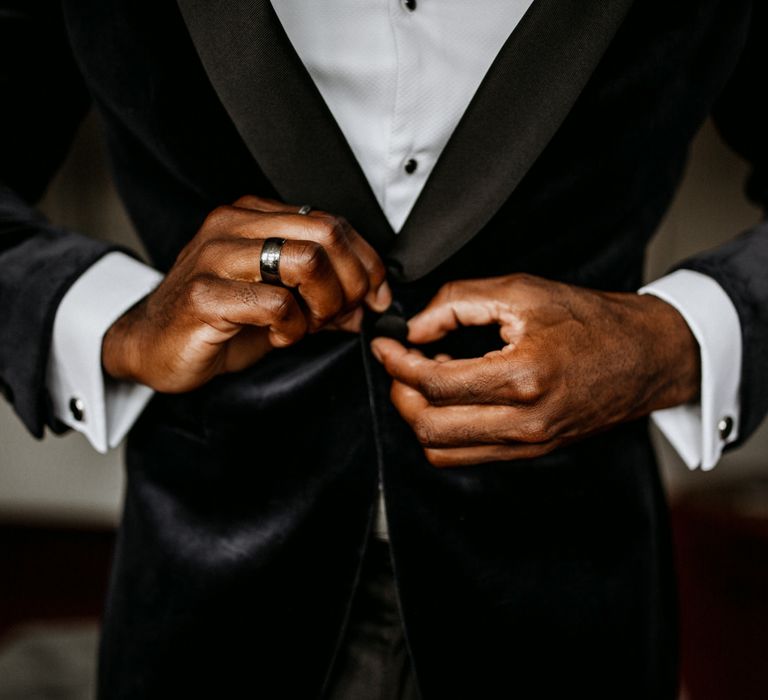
top-left (1, 0), bottom-right (767, 697)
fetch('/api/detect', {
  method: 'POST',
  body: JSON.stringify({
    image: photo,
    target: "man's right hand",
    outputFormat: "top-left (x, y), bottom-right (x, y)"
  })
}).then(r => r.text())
top-left (102, 195), bottom-right (391, 393)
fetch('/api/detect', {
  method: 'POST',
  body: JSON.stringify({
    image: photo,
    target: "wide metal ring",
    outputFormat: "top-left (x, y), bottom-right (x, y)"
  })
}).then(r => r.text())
top-left (297, 204), bottom-right (312, 216)
top-left (260, 237), bottom-right (287, 285)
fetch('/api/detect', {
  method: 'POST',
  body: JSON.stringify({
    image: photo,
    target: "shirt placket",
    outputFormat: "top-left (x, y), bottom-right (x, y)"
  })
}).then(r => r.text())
top-left (384, 0), bottom-right (431, 233)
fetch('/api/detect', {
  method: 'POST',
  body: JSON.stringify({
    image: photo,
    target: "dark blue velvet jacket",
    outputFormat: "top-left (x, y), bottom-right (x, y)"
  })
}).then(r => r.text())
top-left (1, 1), bottom-right (767, 697)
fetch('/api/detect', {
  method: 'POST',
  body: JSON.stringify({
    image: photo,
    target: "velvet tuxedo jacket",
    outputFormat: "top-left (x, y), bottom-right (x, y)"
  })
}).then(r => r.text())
top-left (2, 1), bottom-right (768, 698)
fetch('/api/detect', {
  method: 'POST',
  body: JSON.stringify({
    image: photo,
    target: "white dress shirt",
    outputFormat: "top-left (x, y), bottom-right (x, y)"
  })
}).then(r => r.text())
top-left (47, 0), bottom-right (741, 492)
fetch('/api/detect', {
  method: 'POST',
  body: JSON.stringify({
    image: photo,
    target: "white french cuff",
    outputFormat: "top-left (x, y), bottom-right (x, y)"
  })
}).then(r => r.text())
top-left (640, 269), bottom-right (742, 471)
top-left (46, 252), bottom-right (163, 453)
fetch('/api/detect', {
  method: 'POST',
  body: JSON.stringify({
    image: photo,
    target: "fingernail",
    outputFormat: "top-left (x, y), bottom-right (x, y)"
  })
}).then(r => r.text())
top-left (373, 281), bottom-right (392, 312)
top-left (370, 339), bottom-right (384, 363)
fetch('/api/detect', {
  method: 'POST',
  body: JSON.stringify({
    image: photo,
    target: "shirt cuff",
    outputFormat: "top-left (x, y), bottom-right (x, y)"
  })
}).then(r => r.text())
top-left (46, 252), bottom-right (163, 453)
top-left (640, 269), bottom-right (742, 471)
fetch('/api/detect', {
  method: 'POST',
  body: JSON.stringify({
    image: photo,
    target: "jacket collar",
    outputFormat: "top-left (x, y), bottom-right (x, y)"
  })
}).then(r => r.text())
top-left (177, 0), bottom-right (634, 281)
top-left (176, 0), bottom-right (395, 252)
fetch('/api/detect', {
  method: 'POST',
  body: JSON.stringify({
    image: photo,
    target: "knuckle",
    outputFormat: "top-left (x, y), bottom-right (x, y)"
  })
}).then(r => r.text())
top-left (412, 416), bottom-right (438, 447)
top-left (185, 274), bottom-right (213, 310)
top-left (334, 214), bottom-right (350, 230)
top-left (369, 259), bottom-right (387, 288)
top-left (201, 205), bottom-right (234, 232)
top-left (296, 241), bottom-right (331, 277)
top-left (268, 287), bottom-right (296, 322)
top-left (434, 279), bottom-right (472, 306)
top-left (524, 414), bottom-right (554, 443)
top-left (196, 238), bottom-right (225, 267)
top-left (232, 194), bottom-right (259, 208)
top-left (315, 214), bottom-right (346, 246)
top-left (508, 272), bottom-right (532, 286)
top-left (420, 375), bottom-right (450, 403)
top-left (437, 281), bottom-right (458, 302)
top-left (272, 314), bottom-right (307, 346)
top-left (346, 276), bottom-right (370, 304)
top-left (513, 365), bottom-right (547, 403)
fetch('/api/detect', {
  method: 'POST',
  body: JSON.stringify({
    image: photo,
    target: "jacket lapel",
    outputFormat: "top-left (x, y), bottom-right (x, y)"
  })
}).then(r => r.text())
top-left (175, 0), bottom-right (395, 252)
top-left (177, 0), bottom-right (634, 281)
top-left (389, 0), bottom-right (635, 281)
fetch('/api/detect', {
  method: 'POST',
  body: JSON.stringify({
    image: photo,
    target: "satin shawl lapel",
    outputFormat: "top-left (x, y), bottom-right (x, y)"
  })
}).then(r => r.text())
top-left (390, 0), bottom-right (635, 281)
top-left (176, 0), bottom-right (633, 280)
top-left (175, 0), bottom-right (395, 251)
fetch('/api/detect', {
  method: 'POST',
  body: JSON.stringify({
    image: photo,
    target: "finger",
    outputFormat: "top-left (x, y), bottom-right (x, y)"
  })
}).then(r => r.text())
top-left (194, 237), bottom-right (346, 330)
top-left (371, 337), bottom-right (516, 405)
top-left (295, 208), bottom-right (389, 311)
top-left (423, 441), bottom-right (560, 468)
top-left (390, 381), bottom-right (550, 448)
top-left (225, 202), bottom-right (392, 312)
top-left (407, 284), bottom-right (508, 344)
top-left (233, 196), bottom-right (322, 218)
top-left (189, 276), bottom-right (308, 348)
top-left (326, 306), bottom-right (364, 333)
top-left (231, 194), bottom-right (298, 213)
top-left (220, 326), bottom-right (275, 372)
top-left (200, 206), bottom-right (323, 242)
top-left (215, 208), bottom-right (374, 310)
top-left (278, 240), bottom-right (346, 329)
top-left (298, 212), bottom-right (381, 311)
top-left (346, 232), bottom-right (391, 312)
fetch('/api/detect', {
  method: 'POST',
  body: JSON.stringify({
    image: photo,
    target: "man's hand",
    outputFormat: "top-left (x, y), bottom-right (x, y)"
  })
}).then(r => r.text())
top-left (103, 195), bottom-right (391, 393)
top-left (371, 274), bottom-right (700, 467)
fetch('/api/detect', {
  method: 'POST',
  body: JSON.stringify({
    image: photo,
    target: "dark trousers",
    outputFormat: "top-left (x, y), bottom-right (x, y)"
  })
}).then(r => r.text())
top-left (324, 539), bottom-right (421, 700)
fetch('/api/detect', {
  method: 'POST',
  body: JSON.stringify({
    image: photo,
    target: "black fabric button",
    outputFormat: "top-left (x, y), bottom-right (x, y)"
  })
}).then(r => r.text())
top-left (404, 158), bottom-right (418, 174)
top-left (373, 311), bottom-right (409, 345)
top-left (718, 415), bottom-right (734, 441)
top-left (402, 0), bottom-right (417, 11)
top-left (69, 397), bottom-right (86, 422)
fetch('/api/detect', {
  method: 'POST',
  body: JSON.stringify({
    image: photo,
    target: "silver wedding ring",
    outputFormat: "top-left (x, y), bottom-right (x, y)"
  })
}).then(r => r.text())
top-left (260, 237), bottom-right (287, 285)
top-left (260, 207), bottom-right (309, 284)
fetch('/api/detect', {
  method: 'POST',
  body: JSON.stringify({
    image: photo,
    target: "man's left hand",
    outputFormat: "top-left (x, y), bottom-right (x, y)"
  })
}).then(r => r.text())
top-left (371, 274), bottom-right (700, 467)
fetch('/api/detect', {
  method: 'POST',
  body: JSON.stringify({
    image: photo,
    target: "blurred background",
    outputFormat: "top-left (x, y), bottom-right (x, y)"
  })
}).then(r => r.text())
top-left (0, 113), bottom-right (766, 699)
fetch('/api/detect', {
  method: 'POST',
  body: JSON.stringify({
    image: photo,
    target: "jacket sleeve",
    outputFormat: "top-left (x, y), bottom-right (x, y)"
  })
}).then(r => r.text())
top-left (0, 0), bottom-right (120, 437)
top-left (675, 1), bottom-right (768, 446)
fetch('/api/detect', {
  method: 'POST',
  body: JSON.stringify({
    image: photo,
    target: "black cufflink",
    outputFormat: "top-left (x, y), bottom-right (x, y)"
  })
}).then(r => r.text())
top-left (69, 397), bottom-right (86, 422)
top-left (718, 415), bottom-right (734, 441)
